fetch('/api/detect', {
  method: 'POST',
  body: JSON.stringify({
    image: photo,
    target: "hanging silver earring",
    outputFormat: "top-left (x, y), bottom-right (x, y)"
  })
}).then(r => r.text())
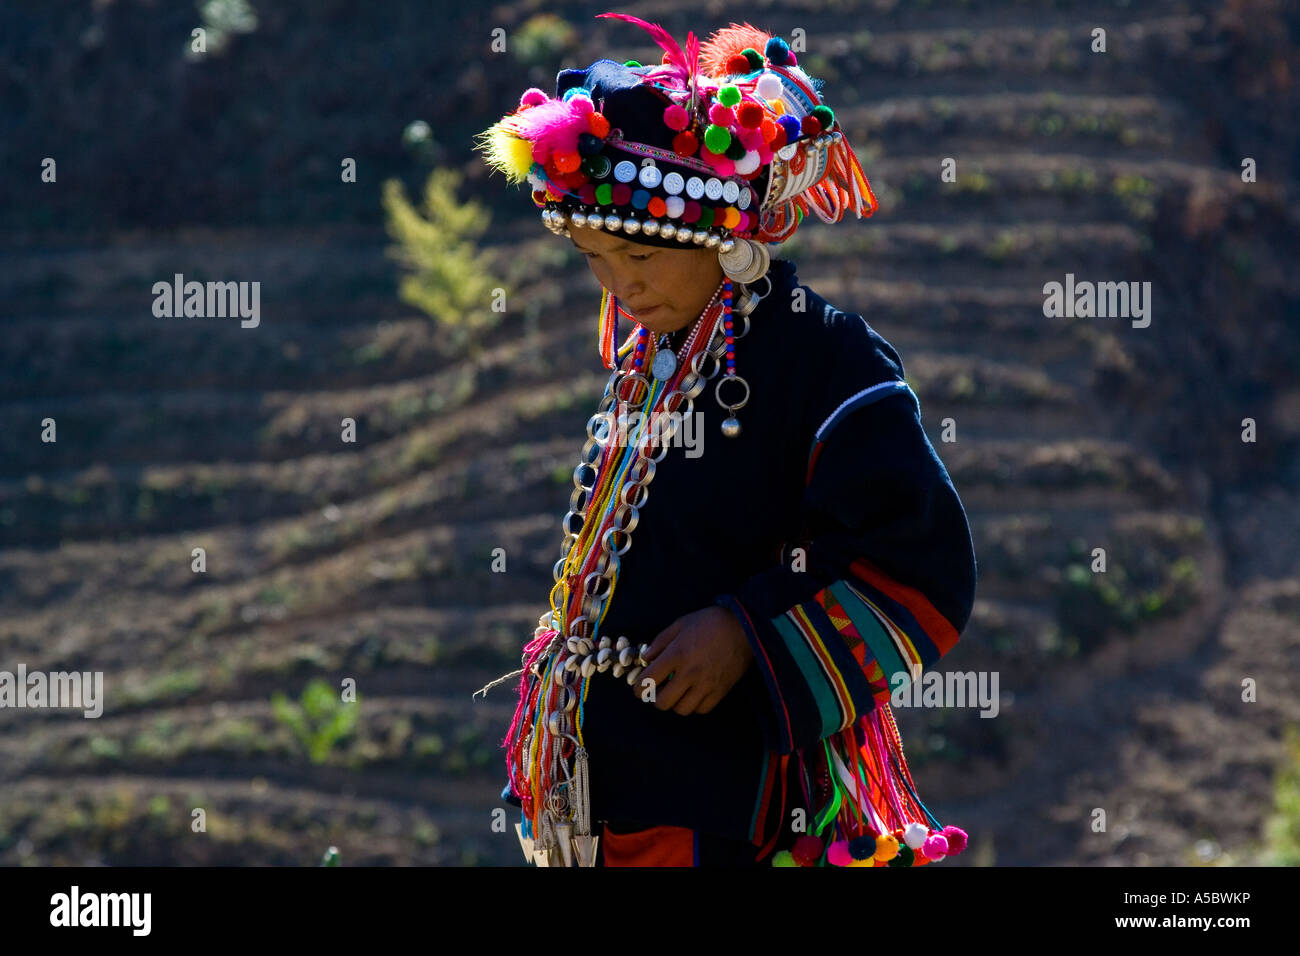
top-left (717, 237), bottom-right (770, 285)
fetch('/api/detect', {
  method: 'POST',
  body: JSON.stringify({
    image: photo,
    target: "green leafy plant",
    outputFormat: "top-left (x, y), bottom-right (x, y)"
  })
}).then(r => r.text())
top-left (1263, 725), bottom-right (1300, 866)
top-left (271, 679), bottom-right (359, 764)
top-left (381, 167), bottom-right (506, 353)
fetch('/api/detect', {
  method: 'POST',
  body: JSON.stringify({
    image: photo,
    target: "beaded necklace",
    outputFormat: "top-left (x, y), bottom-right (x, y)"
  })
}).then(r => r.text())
top-left (503, 273), bottom-right (763, 866)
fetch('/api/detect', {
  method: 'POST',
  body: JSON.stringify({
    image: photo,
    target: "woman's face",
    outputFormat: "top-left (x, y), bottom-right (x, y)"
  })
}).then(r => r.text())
top-left (569, 226), bottom-right (724, 333)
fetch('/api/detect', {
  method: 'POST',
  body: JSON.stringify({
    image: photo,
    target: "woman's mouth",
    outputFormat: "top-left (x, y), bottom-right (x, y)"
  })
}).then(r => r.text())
top-left (635, 305), bottom-right (661, 318)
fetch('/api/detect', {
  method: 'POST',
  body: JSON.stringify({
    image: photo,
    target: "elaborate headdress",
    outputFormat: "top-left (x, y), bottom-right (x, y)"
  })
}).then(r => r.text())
top-left (476, 13), bottom-right (879, 285)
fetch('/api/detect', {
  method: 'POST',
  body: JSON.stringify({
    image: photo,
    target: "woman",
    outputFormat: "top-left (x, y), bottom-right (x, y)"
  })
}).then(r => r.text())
top-left (475, 14), bottom-right (978, 867)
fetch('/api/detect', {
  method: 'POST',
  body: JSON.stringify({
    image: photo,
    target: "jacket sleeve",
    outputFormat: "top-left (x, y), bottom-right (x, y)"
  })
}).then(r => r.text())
top-left (714, 310), bottom-right (977, 756)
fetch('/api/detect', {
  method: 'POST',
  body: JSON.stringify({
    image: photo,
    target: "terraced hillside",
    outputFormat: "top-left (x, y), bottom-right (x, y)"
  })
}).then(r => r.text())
top-left (1, 0), bottom-right (1297, 866)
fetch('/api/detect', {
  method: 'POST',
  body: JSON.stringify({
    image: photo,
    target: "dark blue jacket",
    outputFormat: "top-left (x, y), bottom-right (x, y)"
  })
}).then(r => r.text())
top-left (506, 257), bottom-right (977, 845)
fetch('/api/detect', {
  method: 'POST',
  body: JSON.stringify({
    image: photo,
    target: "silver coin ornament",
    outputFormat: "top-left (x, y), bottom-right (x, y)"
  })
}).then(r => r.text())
top-left (652, 348), bottom-right (677, 382)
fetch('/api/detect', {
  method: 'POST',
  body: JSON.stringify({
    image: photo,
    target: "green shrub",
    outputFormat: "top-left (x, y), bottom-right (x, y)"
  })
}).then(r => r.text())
top-left (271, 679), bottom-right (359, 764)
top-left (382, 167), bottom-right (507, 351)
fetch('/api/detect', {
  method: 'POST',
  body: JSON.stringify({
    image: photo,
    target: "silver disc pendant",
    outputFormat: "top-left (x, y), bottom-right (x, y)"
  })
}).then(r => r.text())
top-left (652, 349), bottom-right (677, 382)
top-left (721, 416), bottom-right (742, 438)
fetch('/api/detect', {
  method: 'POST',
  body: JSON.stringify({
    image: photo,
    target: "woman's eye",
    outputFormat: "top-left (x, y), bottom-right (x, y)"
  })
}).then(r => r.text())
top-left (631, 254), bottom-right (652, 261)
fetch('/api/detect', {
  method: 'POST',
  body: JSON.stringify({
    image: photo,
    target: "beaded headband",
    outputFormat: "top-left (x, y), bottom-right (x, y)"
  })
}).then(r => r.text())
top-left (476, 14), bottom-right (880, 250)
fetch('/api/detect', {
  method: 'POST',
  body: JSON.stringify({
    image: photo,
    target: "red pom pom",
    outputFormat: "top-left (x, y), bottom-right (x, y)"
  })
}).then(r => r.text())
top-left (672, 130), bottom-right (699, 157)
top-left (942, 825), bottom-right (969, 854)
top-left (554, 150), bottom-right (581, 173)
top-left (587, 112), bottom-right (611, 138)
top-left (769, 125), bottom-right (787, 151)
top-left (726, 53), bottom-right (751, 75)
top-left (791, 835), bottom-right (824, 867)
top-left (736, 102), bottom-right (764, 129)
top-left (800, 114), bottom-right (823, 137)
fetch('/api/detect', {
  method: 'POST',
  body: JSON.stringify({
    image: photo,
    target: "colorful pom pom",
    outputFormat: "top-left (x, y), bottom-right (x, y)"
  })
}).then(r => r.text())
top-left (903, 823), bottom-right (929, 849)
top-left (922, 834), bottom-right (949, 861)
top-left (811, 104), bottom-right (835, 132)
top-left (827, 840), bottom-right (853, 867)
top-left (587, 112), bottom-right (610, 138)
top-left (887, 845), bottom-right (914, 867)
top-left (800, 114), bottom-right (822, 137)
top-left (777, 115), bottom-right (801, 142)
top-left (734, 149), bottom-right (760, 175)
top-left (755, 72), bottom-right (783, 101)
top-left (736, 102), bottom-right (764, 129)
top-left (942, 826), bottom-right (969, 855)
top-left (725, 54), bottom-right (751, 76)
top-left (703, 124), bottom-right (732, 154)
top-left (554, 149), bottom-right (581, 173)
top-left (519, 88), bottom-right (549, 108)
top-left (873, 834), bottom-right (900, 862)
top-left (765, 37), bottom-right (791, 66)
top-left (576, 132), bottom-right (603, 157)
top-left (738, 126), bottom-right (765, 151)
top-left (624, 59), bottom-right (642, 68)
top-left (724, 137), bottom-right (747, 161)
top-left (711, 157), bottom-right (735, 178)
top-left (708, 103), bottom-right (736, 126)
top-left (791, 835), bottom-right (823, 867)
top-left (663, 103), bottom-right (690, 131)
top-left (771, 850), bottom-right (797, 867)
top-left (672, 130), bottom-right (699, 156)
top-left (847, 835), bottom-right (877, 860)
top-left (740, 48), bottom-right (764, 72)
top-left (717, 84), bottom-right (742, 107)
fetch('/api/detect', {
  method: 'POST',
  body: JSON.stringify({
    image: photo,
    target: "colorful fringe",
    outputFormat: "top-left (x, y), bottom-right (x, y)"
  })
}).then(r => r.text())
top-left (764, 708), bottom-right (968, 867)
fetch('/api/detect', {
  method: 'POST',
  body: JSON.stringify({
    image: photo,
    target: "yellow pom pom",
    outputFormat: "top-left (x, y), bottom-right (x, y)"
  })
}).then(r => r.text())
top-left (873, 833), bottom-right (900, 862)
top-left (474, 121), bottom-right (536, 186)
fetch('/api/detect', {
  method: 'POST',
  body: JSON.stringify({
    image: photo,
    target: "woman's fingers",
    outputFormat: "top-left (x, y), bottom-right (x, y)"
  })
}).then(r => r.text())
top-left (671, 683), bottom-right (710, 716)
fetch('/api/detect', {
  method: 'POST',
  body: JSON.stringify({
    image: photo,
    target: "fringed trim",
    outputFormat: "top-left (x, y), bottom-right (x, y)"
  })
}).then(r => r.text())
top-left (798, 129), bottom-right (879, 226)
top-left (768, 703), bottom-right (970, 867)
top-left (502, 625), bottom-right (563, 823)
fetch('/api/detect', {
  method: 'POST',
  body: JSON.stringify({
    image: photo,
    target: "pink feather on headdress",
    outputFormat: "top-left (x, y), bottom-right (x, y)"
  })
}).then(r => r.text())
top-left (596, 12), bottom-right (691, 81)
top-left (499, 96), bottom-right (588, 159)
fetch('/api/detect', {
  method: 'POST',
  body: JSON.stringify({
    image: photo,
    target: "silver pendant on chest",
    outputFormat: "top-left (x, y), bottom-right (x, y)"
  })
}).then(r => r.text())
top-left (651, 347), bottom-right (677, 382)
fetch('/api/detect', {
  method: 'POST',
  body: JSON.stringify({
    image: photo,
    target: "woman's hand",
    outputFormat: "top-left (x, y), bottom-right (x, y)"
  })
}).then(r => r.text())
top-left (633, 606), bottom-right (754, 715)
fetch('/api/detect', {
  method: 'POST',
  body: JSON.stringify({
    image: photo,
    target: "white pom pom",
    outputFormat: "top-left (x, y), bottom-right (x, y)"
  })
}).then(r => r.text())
top-left (734, 150), bottom-right (760, 175)
top-left (755, 72), bottom-right (783, 100)
top-left (904, 823), bottom-right (929, 849)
